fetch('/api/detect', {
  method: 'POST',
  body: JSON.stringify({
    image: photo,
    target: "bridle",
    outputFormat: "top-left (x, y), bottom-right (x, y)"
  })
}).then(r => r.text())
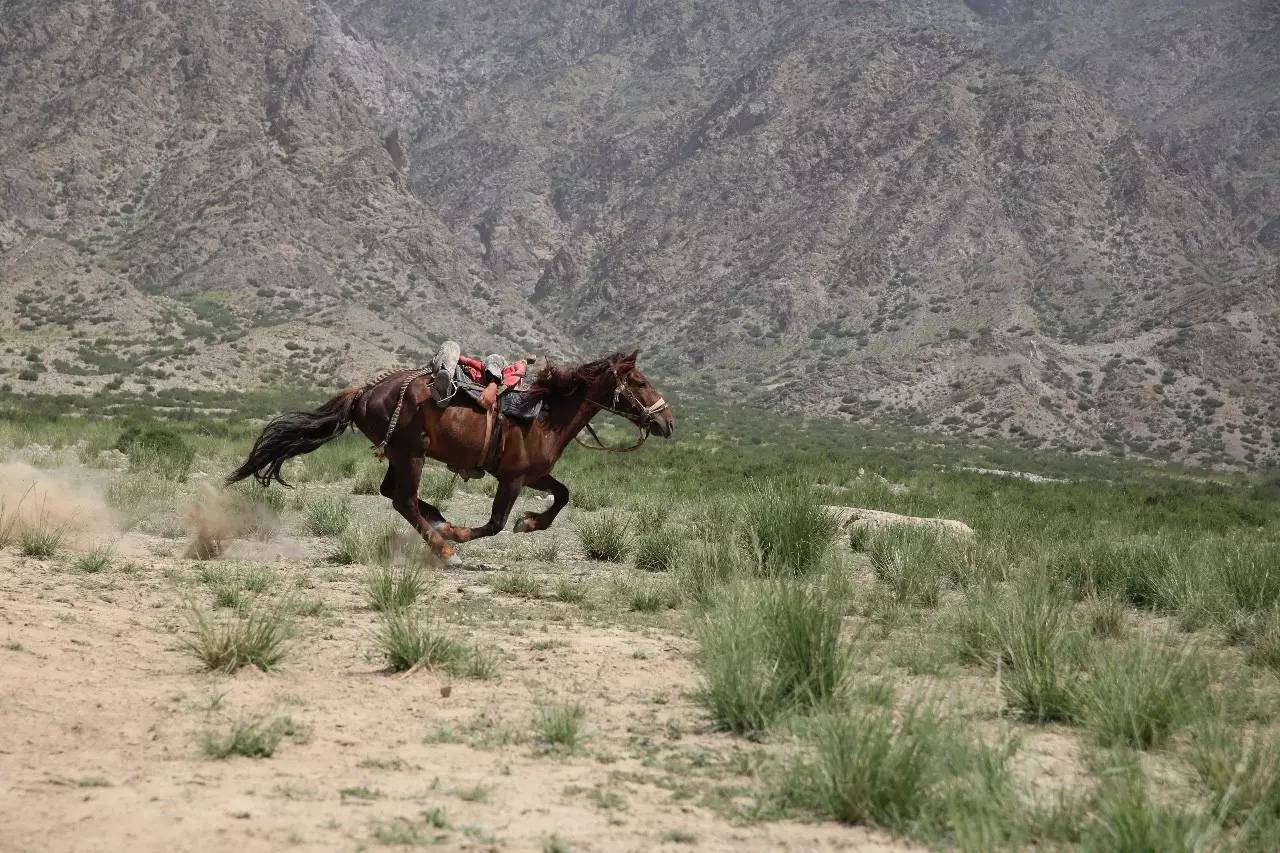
top-left (573, 367), bottom-right (669, 452)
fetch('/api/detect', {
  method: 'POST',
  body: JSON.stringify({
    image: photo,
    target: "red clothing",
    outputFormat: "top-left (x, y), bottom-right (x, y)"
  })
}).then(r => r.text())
top-left (458, 356), bottom-right (526, 387)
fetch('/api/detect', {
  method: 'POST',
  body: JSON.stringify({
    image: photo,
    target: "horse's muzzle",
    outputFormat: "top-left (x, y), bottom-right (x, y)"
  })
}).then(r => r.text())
top-left (651, 412), bottom-right (674, 438)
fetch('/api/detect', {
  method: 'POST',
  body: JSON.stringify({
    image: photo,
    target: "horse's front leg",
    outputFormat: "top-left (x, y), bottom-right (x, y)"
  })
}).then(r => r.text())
top-left (512, 474), bottom-right (569, 533)
top-left (445, 476), bottom-right (524, 543)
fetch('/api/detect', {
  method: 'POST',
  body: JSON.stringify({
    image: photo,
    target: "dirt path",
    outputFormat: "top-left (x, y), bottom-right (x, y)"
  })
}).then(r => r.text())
top-left (0, 529), bottom-right (909, 852)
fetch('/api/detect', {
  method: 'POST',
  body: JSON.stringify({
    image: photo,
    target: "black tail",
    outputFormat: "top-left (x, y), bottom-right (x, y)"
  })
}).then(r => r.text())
top-left (226, 389), bottom-right (361, 488)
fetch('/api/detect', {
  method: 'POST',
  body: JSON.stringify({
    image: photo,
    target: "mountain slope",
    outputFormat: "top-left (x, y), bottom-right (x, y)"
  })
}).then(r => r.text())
top-left (1, 0), bottom-right (1277, 467)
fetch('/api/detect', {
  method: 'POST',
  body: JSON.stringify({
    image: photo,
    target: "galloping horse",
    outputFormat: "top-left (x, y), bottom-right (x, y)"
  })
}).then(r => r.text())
top-left (227, 351), bottom-right (673, 564)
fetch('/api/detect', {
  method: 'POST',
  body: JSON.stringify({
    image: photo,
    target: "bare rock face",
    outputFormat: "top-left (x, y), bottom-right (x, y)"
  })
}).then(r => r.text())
top-left (823, 505), bottom-right (976, 539)
top-left (1, 0), bottom-right (1278, 468)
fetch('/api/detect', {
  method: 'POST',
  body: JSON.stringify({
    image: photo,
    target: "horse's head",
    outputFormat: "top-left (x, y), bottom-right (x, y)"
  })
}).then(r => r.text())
top-left (600, 350), bottom-right (674, 438)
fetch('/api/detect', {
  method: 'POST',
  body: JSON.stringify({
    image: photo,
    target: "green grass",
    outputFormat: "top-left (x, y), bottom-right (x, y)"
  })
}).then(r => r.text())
top-left (534, 703), bottom-right (587, 751)
top-left (994, 577), bottom-right (1081, 722)
top-left (695, 578), bottom-right (852, 736)
top-left (371, 809), bottom-right (450, 845)
top-left (366, 564), bottom-right (429, 611)
top-left (1047, 539), bottom-right (1179, 609)
top-left (625, 575), bottom-right (680, 612)
top-left (72, 547), bottom-right (113, 573)
top-left (303, 494), bottom-right (351, 536)
top-left (19, 513), bottom-right (64, 558)
top-left (774, 703), bottom-right (1018, 844)
top-left (183, 603), bottom-right (292, 672)
top-left (1081, 761), bottom-right (1216, 852)
top-left (552, 577), bottom-right (587, 604)
top-left (490, 569), bottom-right (542, 598)
top-left (741, 484), bottom-right (833, 577)
top-left (1075, 639), bottom-right (1210, 749)
top-left (865, 527), bottom-right (955, 608)
top-left (200, 715), bottom-right (307, 759)
top-left (374, 608), bottom-right (467, 673)
top-left (1221, 541), bottom-right (1280, 613)
top-left (674, 538), bottom-right (744, 606)
top-left (576, 512), bottom-right (631, 562)
top-left (420, 469), bottom-right (457, 506)
top-left (1188, 723), bottom-right (1280, 845)
top-left (633, 526), bottom-right (681, 572)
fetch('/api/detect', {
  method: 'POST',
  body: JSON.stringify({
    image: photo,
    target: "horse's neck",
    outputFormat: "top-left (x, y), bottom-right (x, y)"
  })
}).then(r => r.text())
top-left (542, 387), bottom-right (604, 454)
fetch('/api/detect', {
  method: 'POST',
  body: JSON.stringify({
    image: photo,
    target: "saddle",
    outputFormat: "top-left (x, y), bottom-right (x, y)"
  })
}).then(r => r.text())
top-left (432, 357), bottom-right (542, 421)
top-left (428, 342), bottom-right (542, 479)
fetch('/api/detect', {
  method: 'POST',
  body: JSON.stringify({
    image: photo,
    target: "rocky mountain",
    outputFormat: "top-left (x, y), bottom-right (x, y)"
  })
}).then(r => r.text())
top-left (1, 0), bottom-right (1277, 467)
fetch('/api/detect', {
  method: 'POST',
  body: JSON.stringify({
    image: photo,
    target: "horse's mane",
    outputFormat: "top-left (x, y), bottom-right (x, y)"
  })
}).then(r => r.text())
top-left (534, 352), bottom-right (632, 396)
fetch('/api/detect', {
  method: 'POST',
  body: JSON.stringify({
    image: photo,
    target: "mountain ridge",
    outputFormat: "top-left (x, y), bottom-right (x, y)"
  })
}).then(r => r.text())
top-left (1, 0), bottom-right (1277, 467)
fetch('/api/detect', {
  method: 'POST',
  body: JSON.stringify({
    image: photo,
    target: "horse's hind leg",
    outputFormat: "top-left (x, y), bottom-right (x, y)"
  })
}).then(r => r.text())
top-left (513, 474), bottom-right (569, 532)
top-left (385, 455), bottom-right (458, 564)
top-left (447, 476), bottom-right (524, 543)
top-left (380, 463), bottom-right (447, 532)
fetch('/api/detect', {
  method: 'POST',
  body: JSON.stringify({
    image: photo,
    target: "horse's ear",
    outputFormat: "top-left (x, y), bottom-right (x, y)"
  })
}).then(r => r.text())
top-left (623, 349), bottom-right (640, 366)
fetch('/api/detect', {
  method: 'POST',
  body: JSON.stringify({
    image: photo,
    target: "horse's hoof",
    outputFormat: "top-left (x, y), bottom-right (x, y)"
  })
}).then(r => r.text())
top-left (444, 552), bottom-right (463, 568)
top-left (512, 515), bottom-right (537, 533)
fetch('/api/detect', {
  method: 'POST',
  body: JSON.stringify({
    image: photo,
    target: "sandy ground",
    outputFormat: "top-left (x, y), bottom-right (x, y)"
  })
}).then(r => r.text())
top-left (0, 483), bottom-right (915, 853)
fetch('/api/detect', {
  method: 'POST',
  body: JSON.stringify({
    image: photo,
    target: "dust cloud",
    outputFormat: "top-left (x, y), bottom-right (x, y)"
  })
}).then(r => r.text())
top-left (0, 460), bottom-right (120, 548)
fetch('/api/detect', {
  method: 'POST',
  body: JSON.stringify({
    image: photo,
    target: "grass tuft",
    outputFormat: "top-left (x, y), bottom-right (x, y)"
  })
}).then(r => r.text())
top-left (374, 608), bottom-right (467, 673)
top-left (73, 546), bottom-right (113, 574)
top-left (534, 703), bottom-right (587, 751)
top-left (490, 570), bottom-right (542, 598)
top-left (1075, 638), bottom-right (1210, 749)
top-left (633, 526), bottom-right (681, 572)
top-left (741, 484), bottom-right (833, 577)
top-left (19, 512), bottom-right (65, 558)
top-left (577, 512), bottom-right (632, 562)
top-left (994, 577), bottom-right (1080, 722)
top-left (695, 579), bottom-right (851, 736)
top-left (303, 494), bottom-right (351, 537)
top-left (366, 563), bottom-right (429, 611)
top-left (200, 715), bottom-right (306, 759)
top-left (183, 603), bottom-right (292, 672)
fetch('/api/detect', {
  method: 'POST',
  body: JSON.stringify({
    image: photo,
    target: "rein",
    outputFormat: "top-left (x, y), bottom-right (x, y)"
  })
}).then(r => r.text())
top-left (572, 371), bottom-right (668, 453)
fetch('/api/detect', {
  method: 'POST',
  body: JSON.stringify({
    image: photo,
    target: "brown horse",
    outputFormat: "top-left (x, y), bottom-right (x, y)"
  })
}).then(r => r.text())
top-left (227, 351), bottom-right (673, 565)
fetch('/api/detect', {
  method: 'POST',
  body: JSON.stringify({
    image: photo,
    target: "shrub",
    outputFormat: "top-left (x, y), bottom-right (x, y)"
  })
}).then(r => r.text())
top-left (534, 703), bottom-right (587, 751)
top-left (1075, 639), bottom-right (1209, 749)
top-left (184, 603), bottom-right (291, 672)
top-left (577, 513), bottom-right (631, 562)
top-left (114, 423), bottom-right (194, 480)
top-left (741, 484), bottom-right (833, 577)
top-left (303, 494), bottom-right (351, 537)
top-left (366, 563), bottom-right (429, 611)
